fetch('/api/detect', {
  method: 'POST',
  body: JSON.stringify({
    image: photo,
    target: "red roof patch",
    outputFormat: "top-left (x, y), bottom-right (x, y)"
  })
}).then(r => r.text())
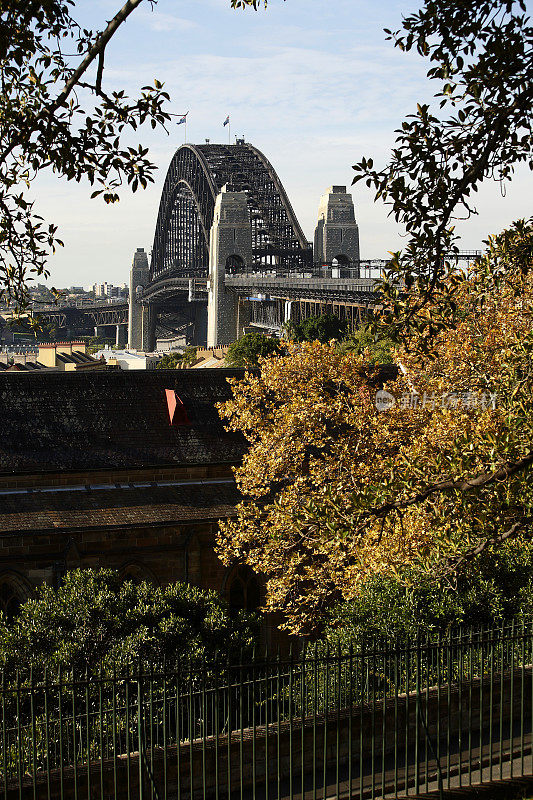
top-left (165, 390), bottom-right (191, 426)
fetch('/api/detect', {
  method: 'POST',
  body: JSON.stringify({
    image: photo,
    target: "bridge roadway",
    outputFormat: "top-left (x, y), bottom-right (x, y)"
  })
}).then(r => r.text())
top-left (144, 273), bottom-right (379, 303)
top-left (141, 251), bottom-right (481, 304)
top-left (32, 272), bottom-right (381, 326)
top-left (226, 274), bottom-right (377, 301)
top-left (32, 251), bottom-right (481, 333)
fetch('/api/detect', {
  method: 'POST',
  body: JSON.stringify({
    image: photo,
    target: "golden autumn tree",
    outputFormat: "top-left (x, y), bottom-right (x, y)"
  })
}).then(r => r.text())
top-left (216, 220), bottom-right (533, 635)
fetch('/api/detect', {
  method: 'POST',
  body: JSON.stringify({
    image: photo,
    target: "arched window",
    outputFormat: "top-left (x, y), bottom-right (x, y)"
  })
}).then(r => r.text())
top-left (228, 565), bottom-right (261, 612)
top-left (332, 254), bottom-right (350, 267)
top-left (0, 579), bottom-right (25, 622)
top-left (225, 254), bottom-right (245, 274)
top-left (119, 563), bottom-right (156, 586)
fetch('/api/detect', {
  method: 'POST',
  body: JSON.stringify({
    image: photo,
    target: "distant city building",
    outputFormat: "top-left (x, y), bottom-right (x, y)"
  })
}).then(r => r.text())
top-left (95, 348), bottom-right (161, 370)
top-left (93, 282), bottom-right (128, 299)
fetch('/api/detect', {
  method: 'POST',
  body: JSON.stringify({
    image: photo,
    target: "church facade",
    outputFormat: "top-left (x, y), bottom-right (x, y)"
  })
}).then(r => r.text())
top-left (0, 369), bottom-right (260, 624)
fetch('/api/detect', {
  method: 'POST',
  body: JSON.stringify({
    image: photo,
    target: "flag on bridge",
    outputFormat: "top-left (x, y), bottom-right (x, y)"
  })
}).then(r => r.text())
top-left (223, 115), bottom-right (230, 126)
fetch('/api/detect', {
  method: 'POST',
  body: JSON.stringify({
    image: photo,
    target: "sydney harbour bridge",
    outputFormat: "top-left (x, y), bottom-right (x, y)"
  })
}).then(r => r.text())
top-left (35, 141), bottom-right (480, 347)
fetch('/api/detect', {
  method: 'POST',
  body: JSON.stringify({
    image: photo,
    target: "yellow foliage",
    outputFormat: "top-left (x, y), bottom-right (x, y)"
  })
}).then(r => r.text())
top-left (216, 221), bottom-right (533, 635)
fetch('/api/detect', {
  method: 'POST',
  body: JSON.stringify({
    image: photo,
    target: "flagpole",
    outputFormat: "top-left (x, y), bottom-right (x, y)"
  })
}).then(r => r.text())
top-left (185, 115), bottom-right (187, 144)
top-left (228, 121), bottom-right (231, 145)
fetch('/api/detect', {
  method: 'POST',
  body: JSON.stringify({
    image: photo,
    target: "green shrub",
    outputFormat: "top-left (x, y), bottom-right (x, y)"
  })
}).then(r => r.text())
top-left (225, 332), bottom-right (283, 367)
top-left (0, 569), bottom-right (257, 677)
top-left (284, 313), bottom-right (348, 344)
top-left (324, 539), bottom-right (533, 646)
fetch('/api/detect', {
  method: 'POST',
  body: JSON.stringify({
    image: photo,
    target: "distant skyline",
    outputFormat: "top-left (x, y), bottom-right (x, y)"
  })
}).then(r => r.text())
top-left (31, 0), bottom-right (532, 288)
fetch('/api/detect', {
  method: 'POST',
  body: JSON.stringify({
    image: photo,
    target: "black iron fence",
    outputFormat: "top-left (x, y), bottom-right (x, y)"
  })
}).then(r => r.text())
top-left (1, 623), bottom-right (532, 799)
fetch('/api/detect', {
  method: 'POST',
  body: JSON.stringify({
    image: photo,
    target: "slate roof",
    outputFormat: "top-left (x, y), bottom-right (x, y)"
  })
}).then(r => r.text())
top-left (56, 351), bottom-right (96, 364)
top-left (0, 481), bottom-right (240, 533)
top-left (0, 362), bottom-right (45, 371)
top-left (0, 369), bottom-right (248, 475)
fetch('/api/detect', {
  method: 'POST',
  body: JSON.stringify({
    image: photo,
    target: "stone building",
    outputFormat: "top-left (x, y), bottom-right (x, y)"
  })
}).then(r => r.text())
top-left (0, 369), bottom-right (262, 627)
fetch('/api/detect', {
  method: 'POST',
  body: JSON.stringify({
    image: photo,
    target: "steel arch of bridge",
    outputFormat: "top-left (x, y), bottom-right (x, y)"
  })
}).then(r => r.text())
top-left (149, 142), bottom-right (312, 282)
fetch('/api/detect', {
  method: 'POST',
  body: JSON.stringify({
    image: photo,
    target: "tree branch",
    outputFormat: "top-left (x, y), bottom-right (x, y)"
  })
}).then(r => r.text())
top-left (428, 83), bottom-right (533, 282)
top-left (0, 0), bottom-right (146, 166)
top-left (438, 517), bottom-right (531, 576)
top-left (50, 0), bottom-right (145, 114)
top-left (366, 448), bottom-right (533, 519)
top-left (96, 49), bottom-right (105, 93)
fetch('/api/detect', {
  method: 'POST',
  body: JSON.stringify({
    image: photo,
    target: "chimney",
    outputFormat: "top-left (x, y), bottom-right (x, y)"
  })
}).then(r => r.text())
top-left (37, 343), bottom-right (57, 368)
top-left (71, 340), bottom-right (86, 354)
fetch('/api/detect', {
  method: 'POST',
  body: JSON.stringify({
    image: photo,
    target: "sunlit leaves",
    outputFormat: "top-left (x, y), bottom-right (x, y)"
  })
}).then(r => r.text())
top-left (216, 221), bottom-right (533, 636)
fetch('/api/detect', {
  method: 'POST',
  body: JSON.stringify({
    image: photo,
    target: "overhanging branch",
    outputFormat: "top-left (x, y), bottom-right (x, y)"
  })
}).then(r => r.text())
top-left (438, 517), bottom-right (531, 576)
top-left (366, 448), bottom-right (533, 519)
top-left (0, 0), bottom-right (146, 167)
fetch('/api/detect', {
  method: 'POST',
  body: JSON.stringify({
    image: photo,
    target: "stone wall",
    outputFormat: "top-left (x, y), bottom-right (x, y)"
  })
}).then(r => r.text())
top-left (0, 520), bottom-right (223, 589)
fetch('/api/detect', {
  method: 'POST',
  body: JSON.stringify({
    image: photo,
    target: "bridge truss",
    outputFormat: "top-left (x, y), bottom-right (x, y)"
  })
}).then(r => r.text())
top-left (150, 142), bottom-right (312, 281)
top-left (35, 303), bottom-right (129, 329)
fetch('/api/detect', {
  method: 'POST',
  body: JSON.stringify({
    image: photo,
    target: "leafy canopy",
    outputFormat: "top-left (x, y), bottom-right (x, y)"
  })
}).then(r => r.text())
top-left (155, 348), bottom-right (201, 369)
top-left (225, 332), bottom-right (284, 367)
top-left (284, 314), bottom-right (348, 344)
top-left (156, 352), bottom-right (183, 369)
top-left (326, 539), bottom-right (533, 646)
top-left (340, 326), bottom-right (395, 364)
top-left (353, 0), bottom-right (533, 346)
top-left (0, 569), bottom-right (257, 676)
top-left (217, 221), bottom-right (533, 634)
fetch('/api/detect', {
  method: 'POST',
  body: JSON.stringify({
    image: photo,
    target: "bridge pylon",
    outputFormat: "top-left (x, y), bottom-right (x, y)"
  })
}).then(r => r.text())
top-left (128, 247), bottom-right (155, 350)
top-left (314, 186), bottom-right (360, 276)
top-left (207, 187), bottom-right (252, 347)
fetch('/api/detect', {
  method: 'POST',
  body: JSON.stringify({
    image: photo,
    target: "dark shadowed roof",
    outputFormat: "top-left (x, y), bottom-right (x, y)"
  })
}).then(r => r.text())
top-left (0, 481), bottom-right (240, 532)
top-left (0, 369), bottom-right (247, 474)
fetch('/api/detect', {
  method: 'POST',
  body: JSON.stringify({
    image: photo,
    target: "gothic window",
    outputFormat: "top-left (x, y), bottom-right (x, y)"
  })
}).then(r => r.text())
top-left (228, 565), bottom-right (260, 612)
top-left (0, 581), bottom-right (23, 622)
top-left (120, 563), bottom-right (154, 586)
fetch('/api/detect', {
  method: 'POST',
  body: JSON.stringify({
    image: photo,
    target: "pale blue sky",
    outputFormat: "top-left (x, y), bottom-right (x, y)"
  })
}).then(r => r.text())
top-left (34, 0), bottom-right (532, 288)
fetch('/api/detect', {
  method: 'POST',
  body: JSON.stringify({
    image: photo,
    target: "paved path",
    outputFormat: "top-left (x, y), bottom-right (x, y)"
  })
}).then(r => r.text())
top-left (246, 731), bottom-right (533, 800)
